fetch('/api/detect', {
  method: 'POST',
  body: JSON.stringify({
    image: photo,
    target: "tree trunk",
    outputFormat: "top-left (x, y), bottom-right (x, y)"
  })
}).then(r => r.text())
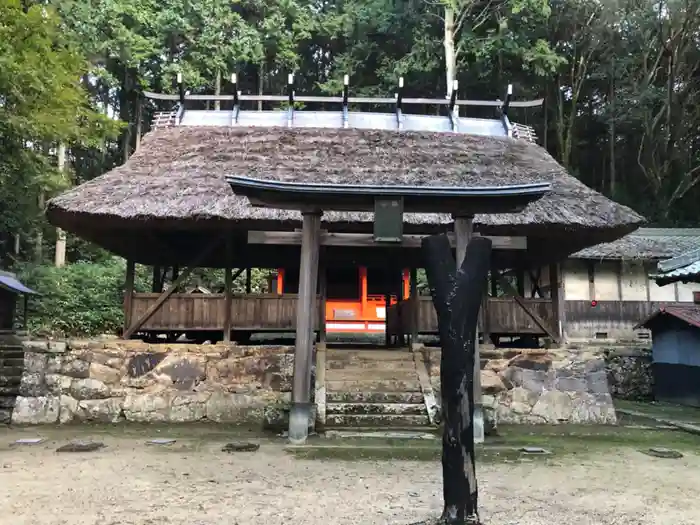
top-left (54, 142), bottom-right (67, 268)
top-left (608, 66), bottom-right (616, 195)
top-left (215, 70), bottom-right (221, 111)
top-left (419, 234), bottom-right (492, 525)
top-left (258, 62), bottom-right (265, 112)
top-left (35, 191), bottom-right (44, 262)
top-left (444, 6), bottom-right (456, 98)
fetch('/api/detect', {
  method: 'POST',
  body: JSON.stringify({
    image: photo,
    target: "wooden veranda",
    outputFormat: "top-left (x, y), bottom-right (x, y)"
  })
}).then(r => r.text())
top-left (125, 290), bottom-right (559, 343)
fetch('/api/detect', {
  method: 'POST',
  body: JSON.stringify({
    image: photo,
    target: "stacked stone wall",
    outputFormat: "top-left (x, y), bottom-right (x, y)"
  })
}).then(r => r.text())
top-left (12, 339), bottom-right (294, 426)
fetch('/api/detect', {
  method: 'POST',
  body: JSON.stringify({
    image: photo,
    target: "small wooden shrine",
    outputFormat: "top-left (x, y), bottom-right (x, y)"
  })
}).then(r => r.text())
top-left (44, 76), bottom-right (644, 346)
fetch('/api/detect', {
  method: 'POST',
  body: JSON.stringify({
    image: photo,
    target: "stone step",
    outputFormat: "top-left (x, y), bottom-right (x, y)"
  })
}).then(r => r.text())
top-left (0, 385), bottom-right (20, 396)
top-left (326, 359), bottom-right (416, 371)
top-left (0, 377), bottom-right (20, 387)
top-left (325, 414), bottom-right (431, 428)
top-left (326, 391), bottom-right (424, 404)
top-left (0, 366), bottom-right (24, 377)
top-left (326, 350), bottom-right (414, 362)
top-left (0, 397), bottom-right (16, 409)
top-left (326, 403), bottom-right (426, 416)
top-left (0, 357), bottom-right (24, 368)
top-left (326, 368), bottom-right (418, 381)
top-left (326, 379), bottom-right (422, 393)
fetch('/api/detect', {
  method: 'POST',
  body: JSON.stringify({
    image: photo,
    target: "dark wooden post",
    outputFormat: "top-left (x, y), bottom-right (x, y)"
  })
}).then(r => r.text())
top-left (549, 263), bottom-right (565, 344)
top-left (422, 234), bottom-right (492, 525)
top-left (123, 260), bottom-right (135, 336)
top-left (289, 211), bottom-right (321, 444)
top-left (410, 267), bottom-right (418, 350)
top-left (151, 266), bottom-right (162, 293)
top-left (454, 216), bottom-right (484, 444)
top-left (318, 262), bottom-right (327, 348)
top-left (223, 253), bottom-right (233, 344)
top-left (245, 267), bottom-right (252, 294)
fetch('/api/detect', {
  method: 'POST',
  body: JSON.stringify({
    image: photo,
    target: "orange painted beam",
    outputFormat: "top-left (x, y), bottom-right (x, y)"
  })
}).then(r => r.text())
top-left (402, 268), bottom-right (410, 299)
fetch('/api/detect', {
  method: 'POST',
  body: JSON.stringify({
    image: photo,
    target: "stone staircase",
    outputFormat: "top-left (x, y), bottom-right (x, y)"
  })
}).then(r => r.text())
top-left (318, 349), bottom-right (434, 430)
top-left (0, 332), bottom-right (24, 424)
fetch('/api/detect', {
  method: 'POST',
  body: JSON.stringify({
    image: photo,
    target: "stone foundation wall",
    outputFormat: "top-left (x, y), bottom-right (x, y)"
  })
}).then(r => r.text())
top-left (422, 348), bottom-right (618, 425)
top-left (602, 346), bottom-right (653, 400)
top-left (12, 339), bottom-right (295, 426)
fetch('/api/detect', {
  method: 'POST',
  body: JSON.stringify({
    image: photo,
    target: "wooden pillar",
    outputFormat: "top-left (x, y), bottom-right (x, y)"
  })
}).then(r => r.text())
top-left (549, 263), bottom-right (565, 344)
top-left (318, 263), bottom-right (327, 348)
top-left (151, 266), bottom-right (162, 293)
top-left (490, 264), bottom-right (498, 297)
top-left (410, 267), bottom-right (418, 350)
top-left (481, 274), bottom-right (490, 346)
top-left (516, 268), bottom-right (526, 297)
top-left (245, 268), bottom-right (252, 294)
top-left (454, 216), bottom-right (484, 444)
top-left (289, 212), bottom-right (321, 444)
top-left (123, 260), bottom-right (135, 336)
top-left (223, 257), bottom-right (233, 344)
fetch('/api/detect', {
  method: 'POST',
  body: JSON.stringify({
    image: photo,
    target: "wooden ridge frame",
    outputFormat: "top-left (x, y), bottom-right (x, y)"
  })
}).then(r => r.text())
top-left (247, 230), bottom-right (527, 250)
top-left (143, 90), bottom-right (544, 109)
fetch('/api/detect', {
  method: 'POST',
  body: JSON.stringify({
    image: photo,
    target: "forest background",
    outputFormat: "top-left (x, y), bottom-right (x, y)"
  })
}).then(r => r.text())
top-left (1, 0), bottom-right (698, 335)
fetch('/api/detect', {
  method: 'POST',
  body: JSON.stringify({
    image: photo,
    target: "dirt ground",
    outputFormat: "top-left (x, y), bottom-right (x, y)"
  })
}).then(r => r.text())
top-left (1, 427), bottom-right (699, 525)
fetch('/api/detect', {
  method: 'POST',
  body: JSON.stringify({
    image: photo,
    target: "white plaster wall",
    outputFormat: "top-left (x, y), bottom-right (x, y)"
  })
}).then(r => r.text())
top-left (593, 262), bottom-right (620, 300)
top-left (649, 279), bottom-right (678, 301)
top-left (676, 282), bottom-right (699, 302)
top-left (645, 262), bottom-right (676, 301)
top-left (620, 261), bottom-right (648, 301)
top-left (563, 260), bottom-right (590, 300)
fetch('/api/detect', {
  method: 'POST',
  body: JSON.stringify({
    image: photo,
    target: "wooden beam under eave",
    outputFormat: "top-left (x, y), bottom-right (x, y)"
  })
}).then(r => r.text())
top-left (247, 231), bottom-right (527, 250)
top-left (123, 236), bottom-right (224, 339)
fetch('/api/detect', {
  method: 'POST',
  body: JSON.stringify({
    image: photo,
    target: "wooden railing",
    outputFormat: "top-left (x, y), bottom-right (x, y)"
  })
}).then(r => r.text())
top-left (129, 293), bottom-right (321, 331)
top-left (387, 296), bottom-right (555, 336)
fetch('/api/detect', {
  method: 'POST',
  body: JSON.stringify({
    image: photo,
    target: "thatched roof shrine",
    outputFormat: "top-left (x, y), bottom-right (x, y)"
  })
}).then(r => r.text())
top-left (46, 126), bottom-right (644, 267)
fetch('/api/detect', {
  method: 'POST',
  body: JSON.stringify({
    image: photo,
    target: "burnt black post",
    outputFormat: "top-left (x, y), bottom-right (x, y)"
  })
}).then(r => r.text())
top-left (421, 234), bottom-right (492, 525)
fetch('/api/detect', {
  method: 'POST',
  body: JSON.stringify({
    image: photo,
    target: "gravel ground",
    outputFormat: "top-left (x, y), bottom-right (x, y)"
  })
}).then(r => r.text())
top-left (1, 432), bottom-right (699, 525)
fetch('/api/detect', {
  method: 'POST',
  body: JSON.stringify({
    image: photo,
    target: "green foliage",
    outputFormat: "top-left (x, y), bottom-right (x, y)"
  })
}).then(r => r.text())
top-left (14, 258), bottom-right (272, 337)
top-left (3, 0), bottom-right (700, 272)
top-left (16, 258), bottom-right (142, 337)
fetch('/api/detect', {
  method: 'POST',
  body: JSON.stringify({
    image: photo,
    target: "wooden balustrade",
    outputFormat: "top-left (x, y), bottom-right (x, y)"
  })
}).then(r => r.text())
top-left (386, 296), bottom-right (555, 336)
top-left (128, 293), bottom-right (320, 331)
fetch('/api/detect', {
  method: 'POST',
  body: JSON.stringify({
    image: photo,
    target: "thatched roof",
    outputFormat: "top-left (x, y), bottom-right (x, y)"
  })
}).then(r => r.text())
top-left (572, 228), bottom-right (700, 261)
top-left (45, 126), bottom-right (644, 266)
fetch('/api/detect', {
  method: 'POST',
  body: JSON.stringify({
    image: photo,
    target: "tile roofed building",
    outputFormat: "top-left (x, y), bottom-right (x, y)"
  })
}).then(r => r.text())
top-left (572, 228), bottom-right (700, 260)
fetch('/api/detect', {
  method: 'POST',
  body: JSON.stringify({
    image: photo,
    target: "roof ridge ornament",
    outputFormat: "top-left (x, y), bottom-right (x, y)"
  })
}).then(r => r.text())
top-left (499, 84), bottom-right (513, 137)
top-left (231, 73), bottom-right (240, 125)
top-left (448, 80), bottom-right (459, 132)
top-left (176, 72), bottom-right (186, 125)
top-left (342, 75), bottom-right (349, 129)
top-left (287, 73), bottom-right (295, 128)
top-left (395, 77), bottom-right (404, 130)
